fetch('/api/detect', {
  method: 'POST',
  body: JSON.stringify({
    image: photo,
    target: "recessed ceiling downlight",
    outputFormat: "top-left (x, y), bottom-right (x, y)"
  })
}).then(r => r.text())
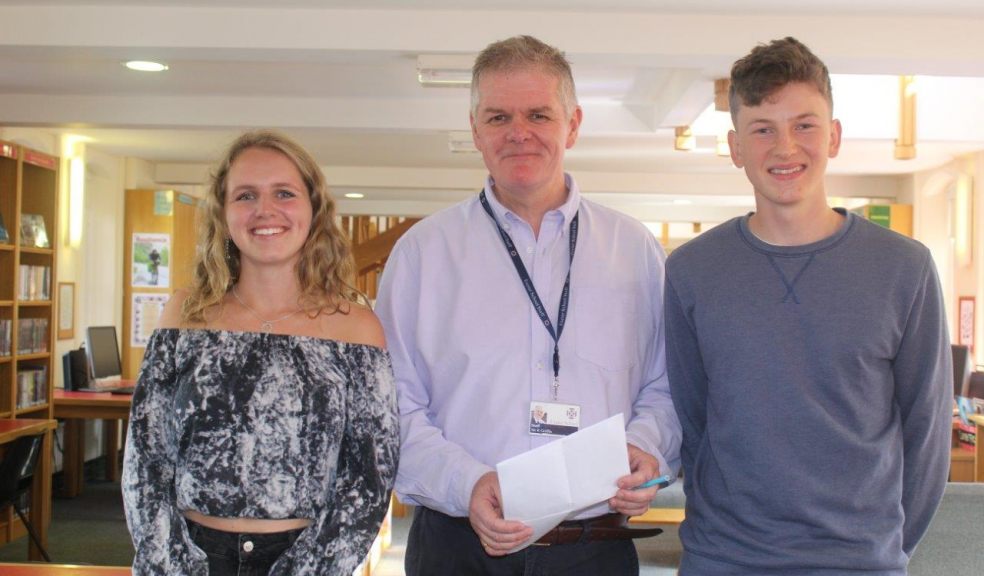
top-left (125, 60), bottom-right (169, 72)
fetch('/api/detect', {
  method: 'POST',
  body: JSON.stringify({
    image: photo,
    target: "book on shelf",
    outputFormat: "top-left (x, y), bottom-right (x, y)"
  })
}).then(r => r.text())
top-left (0, 319), bottom-right (11, 356)
top-left (0, 211), bottom-right (9, 243)
top-left (16, 317), bottom-right (49, 354)
top-left (19, 213), bottom-right (50, 248)
top-left (18, 264), bottom-right (51, 300)
top-left (955, 396), bottom-right (978, 450)
top-left (16, 365), bottom-right (48, 409)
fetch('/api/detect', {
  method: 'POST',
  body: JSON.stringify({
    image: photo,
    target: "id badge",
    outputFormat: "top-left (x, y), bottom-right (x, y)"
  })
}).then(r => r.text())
top-left (529, 401), bottom-right (581, 436)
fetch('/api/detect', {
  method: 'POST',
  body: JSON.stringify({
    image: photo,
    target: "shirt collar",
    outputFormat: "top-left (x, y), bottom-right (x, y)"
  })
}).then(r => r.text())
top-left (480, 173), bottom-right (581, 230)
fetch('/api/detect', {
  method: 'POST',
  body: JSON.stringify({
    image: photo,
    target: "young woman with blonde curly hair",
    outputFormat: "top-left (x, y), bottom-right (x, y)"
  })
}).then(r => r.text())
top-left (123, 130), bottom-right (399, 576)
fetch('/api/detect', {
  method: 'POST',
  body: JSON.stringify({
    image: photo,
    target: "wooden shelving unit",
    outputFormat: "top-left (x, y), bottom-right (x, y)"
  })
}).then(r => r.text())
top-left (0, 138), bottom-right (58, 550)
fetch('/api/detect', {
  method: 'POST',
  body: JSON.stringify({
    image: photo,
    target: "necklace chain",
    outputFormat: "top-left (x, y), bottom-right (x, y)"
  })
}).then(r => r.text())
top-left (231, 285), bottom-right (302, 332)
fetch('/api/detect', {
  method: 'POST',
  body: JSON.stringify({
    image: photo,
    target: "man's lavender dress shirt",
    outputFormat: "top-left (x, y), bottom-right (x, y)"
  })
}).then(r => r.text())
top-left (375, 174), bottom-right (681, 518)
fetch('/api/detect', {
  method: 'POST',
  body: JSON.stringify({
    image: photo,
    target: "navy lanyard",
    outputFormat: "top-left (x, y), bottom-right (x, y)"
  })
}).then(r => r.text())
top-left (479, 190), bottom-right (579, 400)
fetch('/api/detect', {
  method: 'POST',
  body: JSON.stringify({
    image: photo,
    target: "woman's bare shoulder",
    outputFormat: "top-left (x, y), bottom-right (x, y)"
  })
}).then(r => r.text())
top-left (156, 290), bottom-right (188, 329)
top-left (328, 301), bottom-right (386, 349)
top-left (157, 289), bottom-right (215, 330)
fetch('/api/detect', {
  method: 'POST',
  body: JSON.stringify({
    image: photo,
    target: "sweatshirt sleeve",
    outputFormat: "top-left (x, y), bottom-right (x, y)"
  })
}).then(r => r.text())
top-left (892, 253), bottom-right (952, 556)
top-left (663, 269), bottom-right (709, 484)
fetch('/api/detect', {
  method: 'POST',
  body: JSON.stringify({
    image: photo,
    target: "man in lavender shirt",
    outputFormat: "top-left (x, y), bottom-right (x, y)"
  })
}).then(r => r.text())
top-left (375, 35), bottom-right (681, 576)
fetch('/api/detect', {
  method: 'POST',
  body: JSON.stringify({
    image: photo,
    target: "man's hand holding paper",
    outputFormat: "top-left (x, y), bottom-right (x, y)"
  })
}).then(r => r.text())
top-left (468, 472), bottom-right (534, 557)
top-left (496, 414), bottom-right (649, 552)
top-left (610, 444), bottom-right (661, 517)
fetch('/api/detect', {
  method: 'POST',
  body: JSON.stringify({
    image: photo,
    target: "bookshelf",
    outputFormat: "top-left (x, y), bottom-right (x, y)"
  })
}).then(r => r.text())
top-left (0, 138), bottom-right (58, 551)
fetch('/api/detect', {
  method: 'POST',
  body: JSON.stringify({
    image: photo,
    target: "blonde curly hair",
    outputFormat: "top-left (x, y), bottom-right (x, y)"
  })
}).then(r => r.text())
top-left (182, 130), bottom-right (359, 322)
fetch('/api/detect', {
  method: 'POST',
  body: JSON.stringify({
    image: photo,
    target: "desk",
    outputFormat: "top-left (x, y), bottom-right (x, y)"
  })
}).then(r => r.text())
top-left (952, 414), bottom-right (984, 482)
top-left (0, 563), bottom-right (130, 575)
top-left (971, 414), bottom-right (984, 481)
top-left (0, 418), bottom-right (58, 561)
top-left (52, 390), bottom-right (132, 498)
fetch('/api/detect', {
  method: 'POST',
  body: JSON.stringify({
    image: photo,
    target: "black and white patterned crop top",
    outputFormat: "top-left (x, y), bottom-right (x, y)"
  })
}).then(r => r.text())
top-left (122, 328), bottom-right (399, 576)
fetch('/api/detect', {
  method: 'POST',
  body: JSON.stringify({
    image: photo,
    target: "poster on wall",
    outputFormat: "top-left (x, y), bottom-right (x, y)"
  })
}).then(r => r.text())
top-left (959, 296), bottom-right (975, 352)
top-left (132, 293), bottom-right (170, 347)
top-left (132, 233), bottom-right (171, 288)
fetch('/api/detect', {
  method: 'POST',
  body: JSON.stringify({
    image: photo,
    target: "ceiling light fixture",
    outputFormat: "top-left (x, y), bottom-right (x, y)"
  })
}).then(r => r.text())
top-left (344, 192), bottom-right (365, 199)
top-left (954, 174), bottom-right (972, 267)
top-left (674, 126), bottom-right (695, 151)
top-left (894, 75), bottom-right (916, 160)
top-left (125, 60), bottom-right (169, 72)
top-left (448, 131), bottom-right (478, 154)
top-left (417, 55), bottom-right (475, 87)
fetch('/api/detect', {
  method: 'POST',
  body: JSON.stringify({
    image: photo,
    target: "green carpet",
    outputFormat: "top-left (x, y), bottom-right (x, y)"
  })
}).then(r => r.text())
top-left (0, 479), bottom-right (133, 566)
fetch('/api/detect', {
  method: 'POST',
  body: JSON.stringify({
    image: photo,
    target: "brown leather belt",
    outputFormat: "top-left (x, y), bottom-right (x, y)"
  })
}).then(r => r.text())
top-left (532, 513), bottom-right (662, 546)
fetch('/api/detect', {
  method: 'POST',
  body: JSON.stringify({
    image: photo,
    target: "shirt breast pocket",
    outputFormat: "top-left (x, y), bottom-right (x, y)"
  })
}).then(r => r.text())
top-left (573, 283), bottom-right (641, 371)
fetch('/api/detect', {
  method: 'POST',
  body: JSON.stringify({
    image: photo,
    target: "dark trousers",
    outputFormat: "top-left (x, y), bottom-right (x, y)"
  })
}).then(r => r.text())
top-left (185, 518), bottom-right (304, 576)
top-left (406, 506), bottom-right (640, 576)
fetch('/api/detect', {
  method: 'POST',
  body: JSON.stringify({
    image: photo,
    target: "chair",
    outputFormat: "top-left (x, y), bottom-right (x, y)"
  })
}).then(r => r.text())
top-left (0, 433), bottom-right (52, 562)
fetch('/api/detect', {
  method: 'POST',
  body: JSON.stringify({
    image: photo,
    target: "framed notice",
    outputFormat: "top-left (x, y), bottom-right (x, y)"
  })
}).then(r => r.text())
top-left (57, 282), bottom-right (76, 340)
top-left (959, 296), bottom-right (975, 352)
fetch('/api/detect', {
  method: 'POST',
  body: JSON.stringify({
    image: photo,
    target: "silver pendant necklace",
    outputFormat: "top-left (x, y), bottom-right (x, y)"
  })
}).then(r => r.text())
top-left (232, 285), bottom-right (302, 332)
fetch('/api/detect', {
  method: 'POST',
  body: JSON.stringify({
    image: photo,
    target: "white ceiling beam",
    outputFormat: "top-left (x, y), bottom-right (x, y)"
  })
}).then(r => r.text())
top-left (0, 93), bottom-right (471, 131)
top-left (2, 7), bottom-right (984, 75)
top-left (0, 93), bottom-right (670, 135)
top-left (154, 161), bottom-right (901, 198)
top-left (624, 70), bottom-right (711, 130)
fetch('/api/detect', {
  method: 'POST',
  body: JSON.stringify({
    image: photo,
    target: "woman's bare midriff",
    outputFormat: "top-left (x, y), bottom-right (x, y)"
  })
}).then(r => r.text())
top-left (183, 510), bottom-right (312, 533)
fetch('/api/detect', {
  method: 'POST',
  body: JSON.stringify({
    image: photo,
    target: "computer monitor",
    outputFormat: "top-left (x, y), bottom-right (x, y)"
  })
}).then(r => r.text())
top-left (85, 326), bottom-right (122, 381)
top-left (968, 371), bottom-right (984, 400)
top-left (952, 344), bottom-right (972, 398)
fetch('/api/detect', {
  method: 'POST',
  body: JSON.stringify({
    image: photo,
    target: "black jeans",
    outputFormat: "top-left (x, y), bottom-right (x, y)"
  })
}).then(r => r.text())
top-left (406, 506), bottom-right (640, 576)
top-left (185, 518), bottom-right (305, 576)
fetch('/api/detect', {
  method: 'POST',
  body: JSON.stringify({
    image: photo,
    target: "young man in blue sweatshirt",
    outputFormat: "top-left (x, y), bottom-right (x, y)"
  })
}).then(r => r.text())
top-left (664, 37), bottom-right (951, 575)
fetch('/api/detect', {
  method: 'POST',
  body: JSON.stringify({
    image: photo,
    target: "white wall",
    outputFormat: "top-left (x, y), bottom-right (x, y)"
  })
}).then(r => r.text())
top-left (912, 152), bottom-right (984, 364)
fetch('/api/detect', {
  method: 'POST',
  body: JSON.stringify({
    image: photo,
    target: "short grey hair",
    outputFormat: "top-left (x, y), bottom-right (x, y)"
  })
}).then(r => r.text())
top-left (470, 35), bottom-right (578, 118)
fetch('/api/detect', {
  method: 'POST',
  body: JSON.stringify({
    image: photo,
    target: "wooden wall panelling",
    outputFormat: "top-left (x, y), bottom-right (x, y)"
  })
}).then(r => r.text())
top-left (122, 190), bottom-right (199, 379)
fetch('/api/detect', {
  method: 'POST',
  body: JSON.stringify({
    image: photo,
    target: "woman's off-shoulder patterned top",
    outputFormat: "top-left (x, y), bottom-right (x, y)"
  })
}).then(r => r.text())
top-left (122, 328), bottom-right (399, 576)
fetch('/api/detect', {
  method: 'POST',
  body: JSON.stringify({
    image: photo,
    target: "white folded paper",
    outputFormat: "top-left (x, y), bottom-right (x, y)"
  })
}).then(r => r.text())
top-left (496, 414), bottom-right (630, 552)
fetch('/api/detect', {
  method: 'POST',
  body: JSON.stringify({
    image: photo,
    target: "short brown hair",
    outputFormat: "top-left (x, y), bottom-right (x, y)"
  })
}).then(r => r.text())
top-left (471, 35), bottom-right (577, 118)
top-left (729, 37), bottom-right (833, 122)
top-left (183, 130), bottom-right (358, 322)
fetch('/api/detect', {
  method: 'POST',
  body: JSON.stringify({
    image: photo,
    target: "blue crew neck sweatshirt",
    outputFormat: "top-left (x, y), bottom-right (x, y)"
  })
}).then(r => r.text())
top-left (664, 210), bottom-right (951, 575)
